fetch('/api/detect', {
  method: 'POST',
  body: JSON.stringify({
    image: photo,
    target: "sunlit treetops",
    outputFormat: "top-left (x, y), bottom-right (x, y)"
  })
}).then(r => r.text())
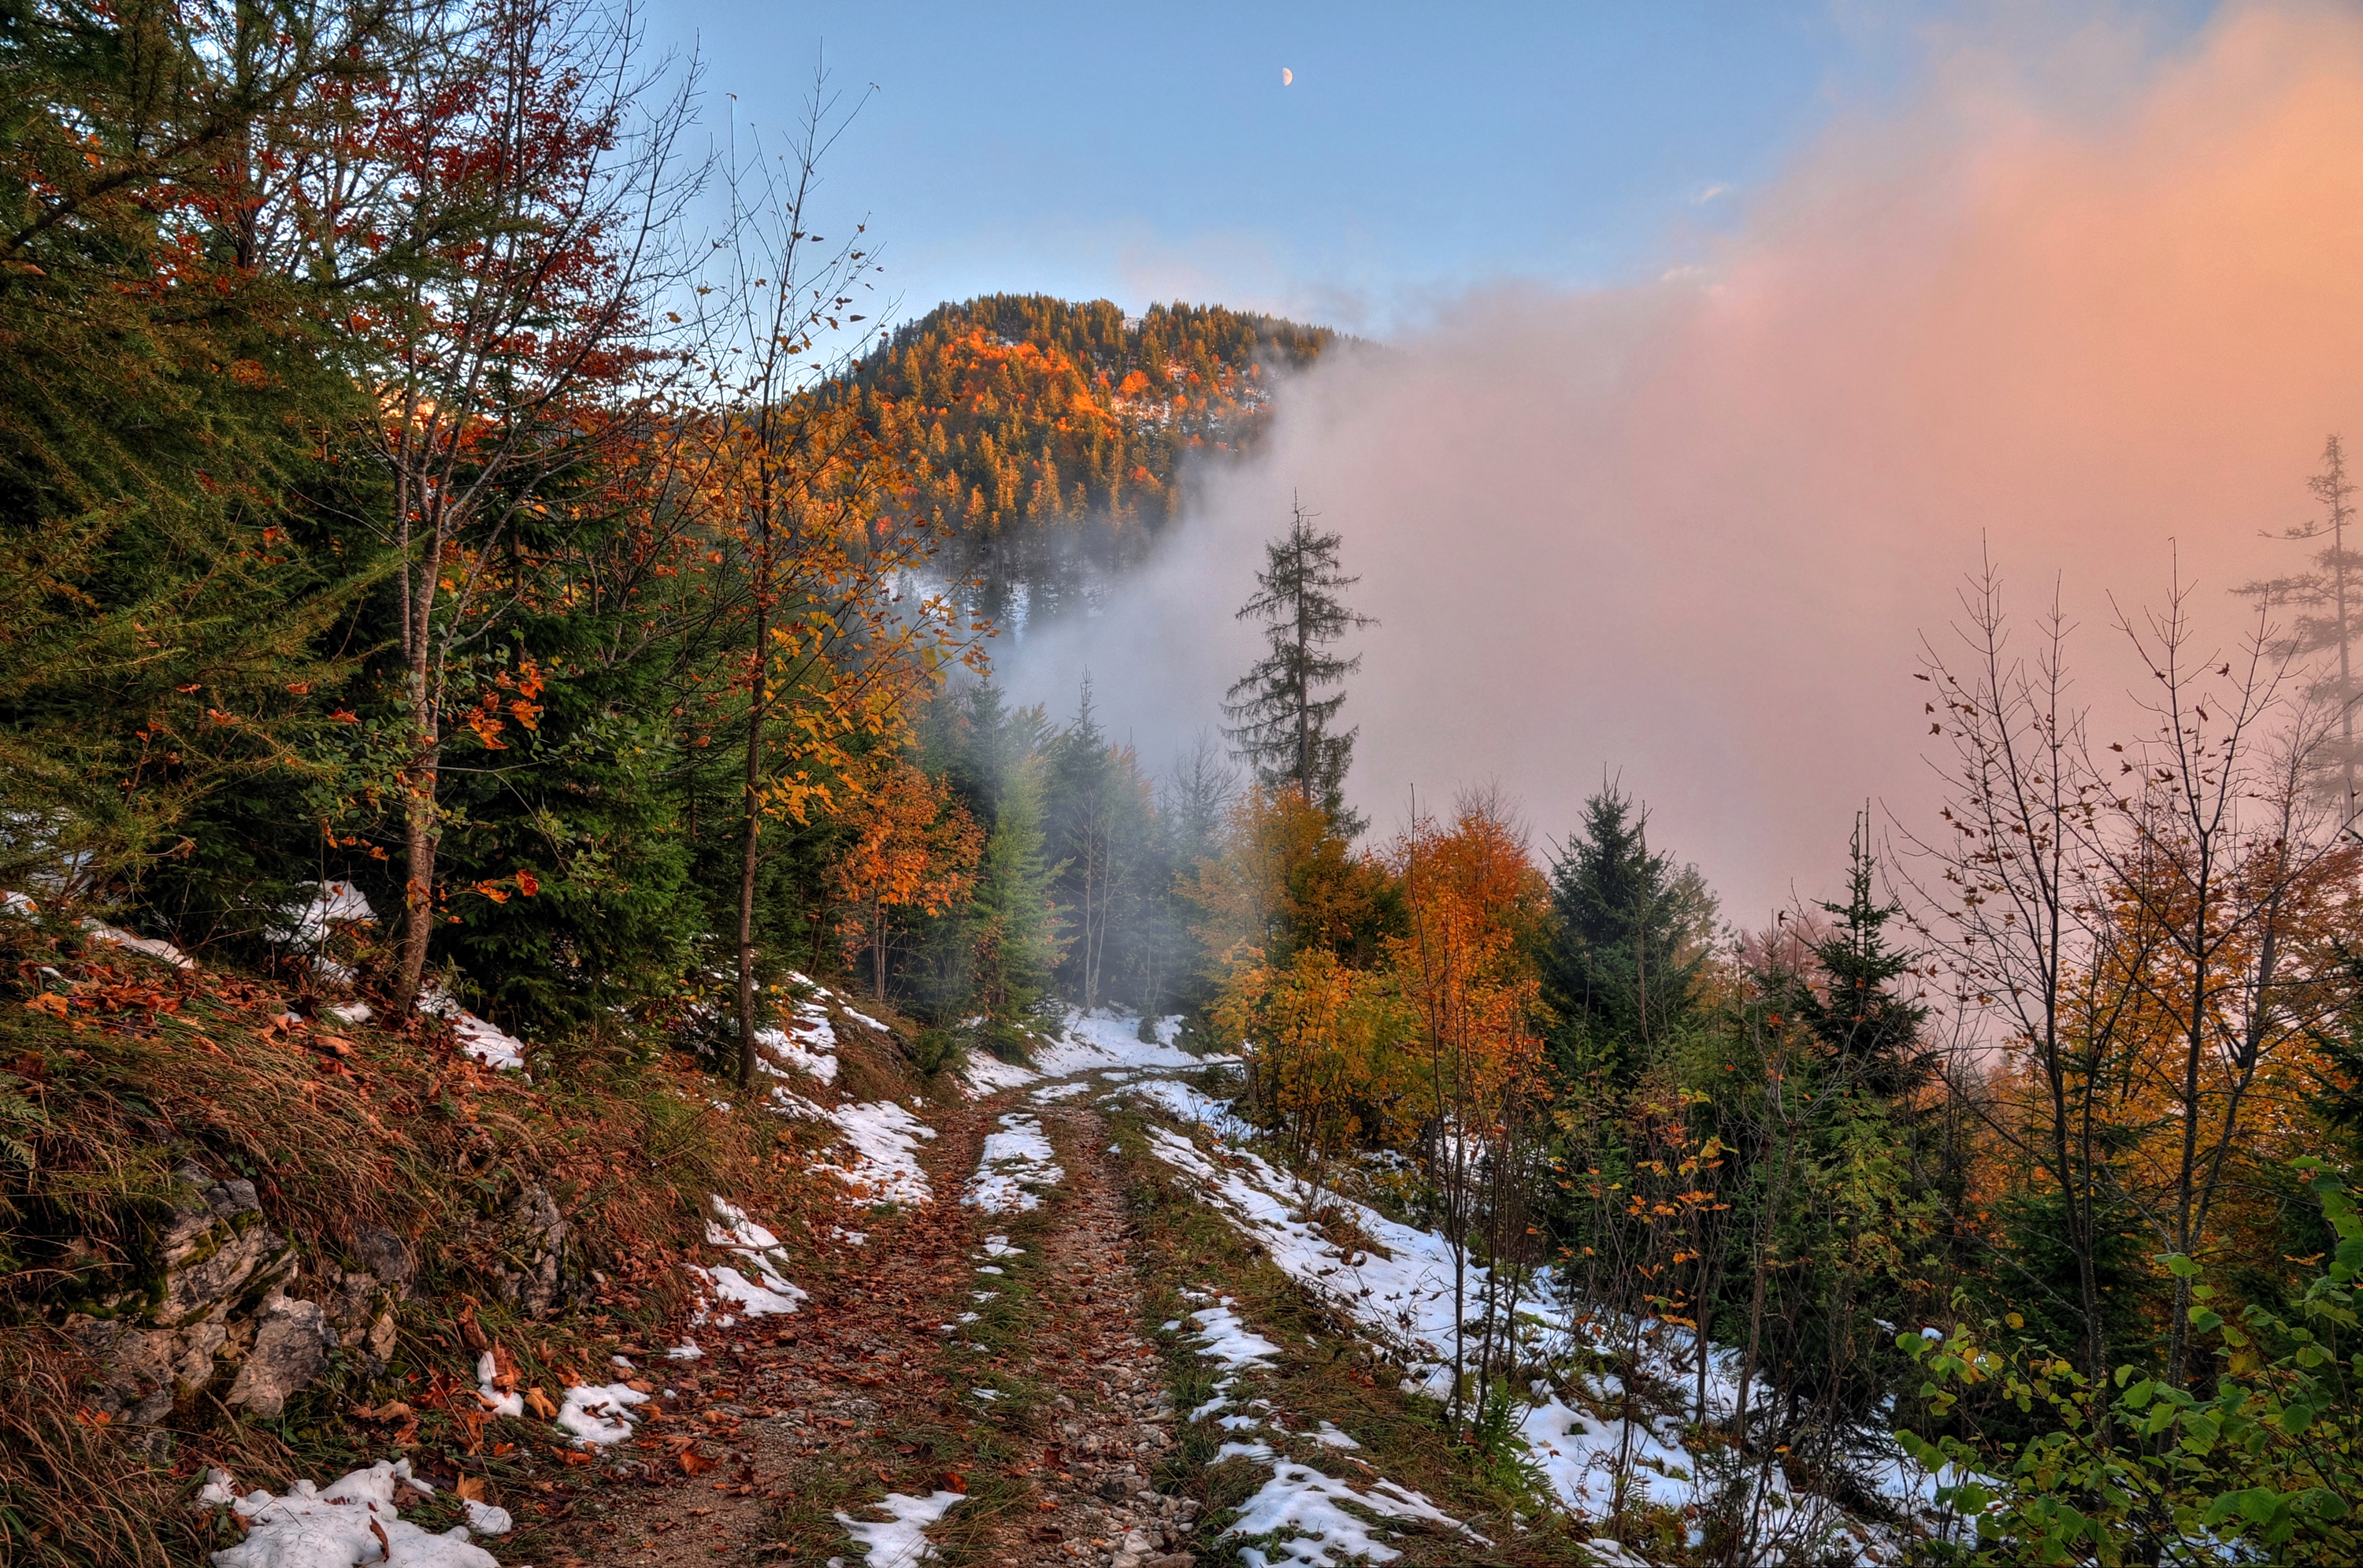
top-left (831, 295), bottom-right (1339, 542)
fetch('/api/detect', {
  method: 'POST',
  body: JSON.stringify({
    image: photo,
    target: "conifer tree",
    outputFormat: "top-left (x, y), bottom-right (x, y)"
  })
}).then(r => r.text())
top-left (1796, 812), bottom-right (1930, 1100)
top-left (1045, 674), bottom-right (1130, 1010)
top-left (1540, 787), bottom-right (1716, 1082)
top-left (967, 754), bottom-right (1067, 1037)
top-left (2240, 435), bottom-right (2363, 817)
top-left (1222, 498), bottom-right (1376, 835)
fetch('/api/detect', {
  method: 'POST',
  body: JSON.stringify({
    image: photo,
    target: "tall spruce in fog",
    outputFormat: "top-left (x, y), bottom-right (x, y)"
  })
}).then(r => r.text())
top-left (1044, 674), bottom-right (1152, 1010)
top-left (1222, 498), bottom-right (1377, 834)
top-left (1795, 814), bottom-right (1930, 1100)
top-left (1541, 787), bottom-right (1716, 1081)
top-left (2241, 435), bottom-right (2363, 817)
top-left (966, 754), bottom-right (1066, 1033)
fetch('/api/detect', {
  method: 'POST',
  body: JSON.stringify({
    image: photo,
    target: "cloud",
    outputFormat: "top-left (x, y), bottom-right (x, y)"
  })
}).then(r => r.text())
top-left (1000, 3), bottom-right (2363, 919)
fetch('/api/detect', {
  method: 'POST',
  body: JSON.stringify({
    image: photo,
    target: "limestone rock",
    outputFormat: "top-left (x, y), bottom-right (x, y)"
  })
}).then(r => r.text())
top-left (351, 1225), bottom-right (414, 1287)
top-left (497, 1184), bottom-right (569, 1318)
top-left (156, 1163), bottom-right (285, 1327)
top-left (225, 1292), bottom-right (338, 1416)
top-left (65, 1165), bottom-right (295, 1421)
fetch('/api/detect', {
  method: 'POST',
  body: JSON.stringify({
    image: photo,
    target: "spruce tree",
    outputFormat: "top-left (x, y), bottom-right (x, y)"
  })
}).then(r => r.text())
top-left (1044, 674), bottom-right (1142, 1010)
top-left (1222, 498), bottom-right (1376, 835)
top-left (1796, 813), bottom-right (1931, 1100)
top-left (2239, 436), bottom-right (2363, 817)
top-left (967, 754), bottom-right (1067, 1040)
top-left (1541, 787), bottom-right (1716, 1082)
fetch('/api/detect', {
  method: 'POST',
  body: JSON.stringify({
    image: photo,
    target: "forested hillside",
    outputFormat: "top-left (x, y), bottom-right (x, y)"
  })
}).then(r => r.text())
top-left (828, 296), bottom-right (1337, 624)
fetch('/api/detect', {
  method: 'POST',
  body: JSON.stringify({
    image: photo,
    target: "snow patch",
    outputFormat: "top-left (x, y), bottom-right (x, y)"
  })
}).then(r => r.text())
top-left (1223, 1457), bottom-right (1484, 1568)
top-left (755, 1025), bottom-right (838, 1084)
top-left (208, 1458), bottom-right (496, 1568)
top-left (270, 881), bottom-right (376, 949)
top-left (556, 1382), bottom-right (649, 1446)
top-left (473, 1352), bottom-right (523, 1418)
top-left (1188, 1302), bottom-right (1282, 1370)
top-left (691, 1196), bottom-right (806, 1322)
top-left (417, 987), bottom-right (526, 1070)
top-left (811, 1100), bottom-right (937, 1206)
top-left (963, 1112), bottom-right (1063, 1214)
top-left (83, 921), bottom-right (193, 969)
top-left (836, 1488), bottom-right (966, 1566)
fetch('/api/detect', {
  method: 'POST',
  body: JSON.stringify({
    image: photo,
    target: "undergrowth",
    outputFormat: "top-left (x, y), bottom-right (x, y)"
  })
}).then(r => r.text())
top-left (1104, 1100), bottom-right (1597, 1568)
top-left (0, 907), bottom-right (874, 1567)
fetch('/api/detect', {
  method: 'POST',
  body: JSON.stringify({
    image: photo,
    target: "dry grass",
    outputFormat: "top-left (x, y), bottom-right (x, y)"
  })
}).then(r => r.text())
top-left (0, 1327), bottom-right (187, 1568)
top-left (0, 912), bottom-right (862, 1566)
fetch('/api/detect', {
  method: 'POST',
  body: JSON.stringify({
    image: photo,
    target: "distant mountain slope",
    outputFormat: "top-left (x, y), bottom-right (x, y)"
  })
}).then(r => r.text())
top-left (829, 295), bottom-right (1339, 624)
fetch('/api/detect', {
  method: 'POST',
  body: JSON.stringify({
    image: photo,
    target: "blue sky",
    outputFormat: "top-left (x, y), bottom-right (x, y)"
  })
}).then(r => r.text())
top-left (644, 2), bottom-right (2215, 336)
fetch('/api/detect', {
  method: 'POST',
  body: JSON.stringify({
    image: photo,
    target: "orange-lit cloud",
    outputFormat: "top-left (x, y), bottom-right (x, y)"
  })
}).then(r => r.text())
top-left (1007, 3), bottom-right (2363, 917)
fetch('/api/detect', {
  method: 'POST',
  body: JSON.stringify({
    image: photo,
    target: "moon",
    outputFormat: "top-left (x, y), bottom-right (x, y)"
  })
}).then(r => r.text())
top-left (1282, 67), bottom-right (1293, 86)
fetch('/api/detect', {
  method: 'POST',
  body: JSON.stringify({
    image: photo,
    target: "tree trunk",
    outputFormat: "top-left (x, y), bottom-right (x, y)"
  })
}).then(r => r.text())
top-left (736, 602), bottom-right (769, 1091)
top-left (392, 751), bottom-right (440, 1018)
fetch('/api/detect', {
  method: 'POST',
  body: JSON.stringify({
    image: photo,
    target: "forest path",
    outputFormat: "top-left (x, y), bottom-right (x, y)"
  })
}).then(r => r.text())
top-left (548, 1081), bottom-right (1198, 1568)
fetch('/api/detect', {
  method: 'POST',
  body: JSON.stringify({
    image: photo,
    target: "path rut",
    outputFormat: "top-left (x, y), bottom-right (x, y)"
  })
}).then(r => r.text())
top-left (548, 1087), bottom-right (1200, 1568)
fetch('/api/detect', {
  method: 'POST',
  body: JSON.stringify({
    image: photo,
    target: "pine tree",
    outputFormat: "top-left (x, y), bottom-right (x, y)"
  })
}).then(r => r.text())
top-left (1044, 673), bottom-right (1141, 1010)
top-left (1540, 787), bottom-right (1716, 1082)
top-left (1222, 498), bottom-right (1377, 835)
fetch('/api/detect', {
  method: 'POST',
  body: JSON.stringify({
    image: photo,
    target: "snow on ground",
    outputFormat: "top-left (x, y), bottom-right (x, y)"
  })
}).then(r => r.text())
top-left (473, 1353), bottom-right (523, 1418)
top-left (1140, 1124), bottom-right (1569, 1399)
top-left (1519, 1392), bottom-right (1694, 1514)
top-left (206, 1459), bottom-right (499, 1568)
top-left (688, 1195), bottom-right (811, 1324)
top-left (415, 986), bottom-right (527, 1070)
top-left (1111, 1076), bottom-right (1256, 1140)
top-left (557, 1381), bottom-right (650, 1446)
top-left (1185, 1299), bottom-right (1282, 1370)
top-left (785, 1099), bottom-right (936, 1206)
top-left (1032, 1010), bottom-right (1217, 1077)
top-left (960, 1009), bottom-right (1234, 1097)
top-left (961, 1051), bottom-right (1037, 1095)
top-left (836, 1489), bottom-right (966, 1567)
top-left (963, 1112), bottom-right (1063, 1214)
top-left (1129, 1084), bottom-right (1944, 1554)
top-left (269, 880), bottom-right (377, 949)
top-left (83, 920), bottom-right (195, 969)
top-left (755, 1022), bottom-right (837, 1084)
top-left (1220, 1448), bottom-right (1484, 1568)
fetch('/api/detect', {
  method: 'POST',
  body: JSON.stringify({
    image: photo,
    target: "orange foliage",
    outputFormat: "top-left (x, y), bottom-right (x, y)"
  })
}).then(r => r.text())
top-left (828, 754), bottom-right (983, 1001)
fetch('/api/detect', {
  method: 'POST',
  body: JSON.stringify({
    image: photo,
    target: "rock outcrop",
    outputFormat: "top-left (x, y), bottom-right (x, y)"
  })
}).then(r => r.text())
top-left (63, 1165), bottom-right (416, 1422)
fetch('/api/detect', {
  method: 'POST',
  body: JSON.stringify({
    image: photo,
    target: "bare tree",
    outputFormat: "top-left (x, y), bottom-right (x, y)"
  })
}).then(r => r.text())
top-left (1895, 556), bottom-right (2130, 1397)
top-left (1901, 553), bottom-right (2357, 1416)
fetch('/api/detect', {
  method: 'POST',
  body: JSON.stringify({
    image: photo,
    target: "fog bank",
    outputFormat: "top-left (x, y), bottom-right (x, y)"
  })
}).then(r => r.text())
top-left (1000, 4), bottom-right (2363, 920)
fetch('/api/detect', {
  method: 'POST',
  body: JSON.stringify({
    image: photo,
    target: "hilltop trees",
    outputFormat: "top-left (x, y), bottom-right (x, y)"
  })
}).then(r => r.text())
top-left (1223, 499), bottom-right (1378, 836)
